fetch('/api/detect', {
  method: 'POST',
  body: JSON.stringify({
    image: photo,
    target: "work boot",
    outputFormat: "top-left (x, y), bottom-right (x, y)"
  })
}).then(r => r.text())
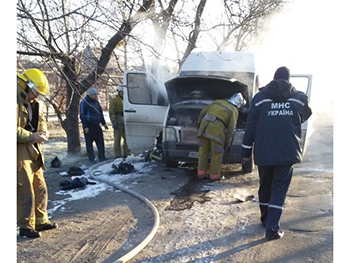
top-left (197, 170), bottom-right (207, 179)
top-left (209, 174), bottom-right (221, 181)
top-left (19, 228), bottom-right (42, 238)
top-left (36, 222), bottom-right (58, 232)
top-left (266, 230), bottom-right (284, 240)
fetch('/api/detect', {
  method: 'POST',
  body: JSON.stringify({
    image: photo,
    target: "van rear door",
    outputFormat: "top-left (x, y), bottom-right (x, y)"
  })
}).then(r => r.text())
top-left (123, 71), bottom-right (168, 154)
top-left (290, 74), bottom-right (313, 149)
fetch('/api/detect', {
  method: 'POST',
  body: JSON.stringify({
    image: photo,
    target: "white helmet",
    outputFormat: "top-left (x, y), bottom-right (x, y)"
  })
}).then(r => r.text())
top-left (116, 85), bottom-right (123, 92)
top-left (227, 93), bottom-right (246, 108)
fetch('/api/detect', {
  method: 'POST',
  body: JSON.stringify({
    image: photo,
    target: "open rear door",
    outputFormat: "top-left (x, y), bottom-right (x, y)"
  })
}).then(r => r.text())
top-left (290, 74), bottom-right (313, 149)
top-left (123, 71), bottom-right (169, 154)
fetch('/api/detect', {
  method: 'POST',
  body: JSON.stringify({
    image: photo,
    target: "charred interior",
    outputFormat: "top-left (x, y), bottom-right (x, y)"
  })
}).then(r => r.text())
top-left (167, 101), bottom-right (248, 129)
top-left (164, 75), bottom-right (250, 131)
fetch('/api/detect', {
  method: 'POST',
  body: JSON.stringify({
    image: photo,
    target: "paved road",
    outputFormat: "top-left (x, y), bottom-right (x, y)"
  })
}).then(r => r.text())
top-left (16, 109), bottom-right (333, 263)
top-left (130, 109), bottom-right (333, 263)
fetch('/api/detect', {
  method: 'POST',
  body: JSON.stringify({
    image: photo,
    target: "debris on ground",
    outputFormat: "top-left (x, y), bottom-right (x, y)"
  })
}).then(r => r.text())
top-left (109, 161), bottom-right (135, 174)
top-left (67, 166), bottom-right (85, 176)
top-left (59, 177), bottom-right (96, 190)
top-left (50, 156), bottom-right (62, 168)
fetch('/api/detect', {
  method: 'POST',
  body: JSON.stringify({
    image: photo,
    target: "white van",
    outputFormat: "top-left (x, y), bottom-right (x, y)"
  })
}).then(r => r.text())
top-left (122, 51), bottom-right (312, 173)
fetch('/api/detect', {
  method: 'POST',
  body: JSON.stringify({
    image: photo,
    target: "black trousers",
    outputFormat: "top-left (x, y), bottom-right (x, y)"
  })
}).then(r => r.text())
top-left (84, 125), bottom-right (106, 162)
top-left (258, 165), bottom-right (293, 235)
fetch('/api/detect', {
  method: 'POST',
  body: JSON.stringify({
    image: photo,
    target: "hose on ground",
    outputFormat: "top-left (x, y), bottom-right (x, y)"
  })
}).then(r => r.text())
top-left (88, 161), bottom-right (160, 263)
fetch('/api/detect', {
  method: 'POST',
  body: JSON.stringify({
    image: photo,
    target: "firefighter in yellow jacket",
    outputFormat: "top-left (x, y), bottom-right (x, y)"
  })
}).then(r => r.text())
top-left (109, 85), bottom-right (130, 158)
top-left (197, 93), bottom-right (245, 180)
top-left (17, 68), bottom-right (58, 238)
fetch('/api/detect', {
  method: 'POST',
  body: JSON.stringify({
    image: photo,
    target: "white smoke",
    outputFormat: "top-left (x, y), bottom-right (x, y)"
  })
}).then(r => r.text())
top-left (248, 0), bottom-right (348, 259)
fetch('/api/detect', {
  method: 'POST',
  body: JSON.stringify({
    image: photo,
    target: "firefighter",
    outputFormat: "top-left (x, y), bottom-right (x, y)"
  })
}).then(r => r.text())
top-left (108, 85), bottom-right (130, 159)
top-left (197, 93), bottom-right (245, 180)
top-left (241, 66), bottom-right (312, 240)
top-left (17, 68), bottom-right (58, 238)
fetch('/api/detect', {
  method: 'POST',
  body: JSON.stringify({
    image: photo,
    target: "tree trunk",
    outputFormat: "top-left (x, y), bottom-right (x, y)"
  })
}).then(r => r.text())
top-left (62, 88), bottom-right (82, 155)
top-left (60, 55), bottom-right (82, 155)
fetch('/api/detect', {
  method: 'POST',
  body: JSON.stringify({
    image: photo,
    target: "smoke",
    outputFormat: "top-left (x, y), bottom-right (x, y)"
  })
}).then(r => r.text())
top-left (248, 0), bottom-right (348, 148)
top-left (250, 0), bottom-right (347, 112)
top-left (248, 0), bottom-right (348, 257)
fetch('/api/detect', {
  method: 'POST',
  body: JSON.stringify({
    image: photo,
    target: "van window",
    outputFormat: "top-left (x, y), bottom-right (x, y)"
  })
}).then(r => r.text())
top-left (290, 76), bottom-right (310, 94)
top-left (127, 73), bottom-right (166, 105)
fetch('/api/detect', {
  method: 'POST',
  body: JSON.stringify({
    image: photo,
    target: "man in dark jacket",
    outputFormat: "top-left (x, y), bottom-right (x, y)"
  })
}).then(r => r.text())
top-left (241, 66), bottom-right (312, 240)
top-left (80, 87), bottom-right (108, 163)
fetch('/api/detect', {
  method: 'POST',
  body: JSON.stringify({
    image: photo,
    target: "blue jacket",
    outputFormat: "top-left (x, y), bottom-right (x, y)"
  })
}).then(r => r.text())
top-left (241, 79), bottom-right (312, 166)
top-left (79, 96), bottom-right (106, 128)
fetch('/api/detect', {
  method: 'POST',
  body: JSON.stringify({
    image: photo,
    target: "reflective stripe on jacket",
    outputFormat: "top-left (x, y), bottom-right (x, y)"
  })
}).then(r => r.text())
top-left (197, 99), bottom-right (239, 145)
top-left (241, 80), bottom-right (312, 165)
top-left (17, 84), bottom-right (47, 170)
top-left (108, 95), bottom-right (124, 126)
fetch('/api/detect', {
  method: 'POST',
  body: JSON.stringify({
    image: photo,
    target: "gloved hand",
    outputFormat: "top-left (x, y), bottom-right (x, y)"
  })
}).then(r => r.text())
top-left (38, 130), bottom-right (49, 140)
top-left (112, 120), bottom-right (118, 129)
top-left (30, 132), bottom-right (48, 144)
top-left (104, 124), bottom-right (109, 130)
top-left (225, 142), bottom-right (230, 152)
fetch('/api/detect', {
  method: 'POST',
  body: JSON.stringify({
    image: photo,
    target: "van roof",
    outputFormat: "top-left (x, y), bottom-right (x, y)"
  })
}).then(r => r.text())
top-left (179, 51), bottom-right (255, 75)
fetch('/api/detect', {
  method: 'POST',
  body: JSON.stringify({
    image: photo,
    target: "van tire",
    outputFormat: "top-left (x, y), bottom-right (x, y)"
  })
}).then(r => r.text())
top-left (165, 157), bottom-right (178, 168)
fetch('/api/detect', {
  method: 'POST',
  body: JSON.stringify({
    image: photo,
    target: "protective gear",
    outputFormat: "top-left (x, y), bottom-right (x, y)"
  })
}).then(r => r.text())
top-left (117, 85), bottom-right (124, 92)
top-left (109, 94), bottom-right (130, 158)
top-left (17, 68), bottom-right (49, 95)
top-left (112, 120), bottom-right (119, 129)
top-left (227, 93), bottom-right (246, 108)
top-left (87, 87), bottom-right (98, 95)
top-left (17, 73), bottom-right (56, 236)
top-left (197, 99), bottom-right (239, 179)
top-left (19, 228), bottom-right (41, 238)
top-left (30, 132), bottom-right (48, 144)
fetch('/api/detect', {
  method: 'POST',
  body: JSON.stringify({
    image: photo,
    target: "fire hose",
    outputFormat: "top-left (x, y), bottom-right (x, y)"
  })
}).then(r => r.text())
top-left (88, 161), bottom-right (160, 263)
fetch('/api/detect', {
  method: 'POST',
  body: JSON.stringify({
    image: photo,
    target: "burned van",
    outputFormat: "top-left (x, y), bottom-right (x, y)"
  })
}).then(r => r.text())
top-left (122, 51), bottom-right (312, 173)
top-left (161, 75), bottom-right (253, 172)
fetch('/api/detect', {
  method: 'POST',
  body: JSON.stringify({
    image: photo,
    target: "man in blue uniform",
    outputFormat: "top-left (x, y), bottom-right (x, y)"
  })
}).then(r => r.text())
top-left (241, 66), bottom-right (312, 240)
top-left (80, 87), bottom-right (108, 163)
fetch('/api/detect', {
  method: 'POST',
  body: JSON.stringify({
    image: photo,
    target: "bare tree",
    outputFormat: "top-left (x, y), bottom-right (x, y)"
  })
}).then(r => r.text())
top-left (17, 0), bottom-right (286, 156)
top-left (219, 0), bottom-right (286, 50)
top-left (17, 0), bottom-right (154, 154)
top-left (178, 0), bottom-right (207, 68)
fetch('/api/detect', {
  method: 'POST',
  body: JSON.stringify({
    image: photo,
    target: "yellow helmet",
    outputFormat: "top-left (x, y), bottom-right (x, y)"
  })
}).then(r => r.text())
top-left (17, 68), bottom-right (49, 95)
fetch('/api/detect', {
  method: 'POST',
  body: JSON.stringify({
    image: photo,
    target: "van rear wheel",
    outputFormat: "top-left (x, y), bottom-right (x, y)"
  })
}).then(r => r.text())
top-left (165, 157), bottom-right (178, 168)
top-left (162, 149), bottom-right (178, 168)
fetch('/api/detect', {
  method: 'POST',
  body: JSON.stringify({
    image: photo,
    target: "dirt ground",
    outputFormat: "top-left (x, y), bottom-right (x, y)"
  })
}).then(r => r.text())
top-left (16, 120), bottom-right (333, 263)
